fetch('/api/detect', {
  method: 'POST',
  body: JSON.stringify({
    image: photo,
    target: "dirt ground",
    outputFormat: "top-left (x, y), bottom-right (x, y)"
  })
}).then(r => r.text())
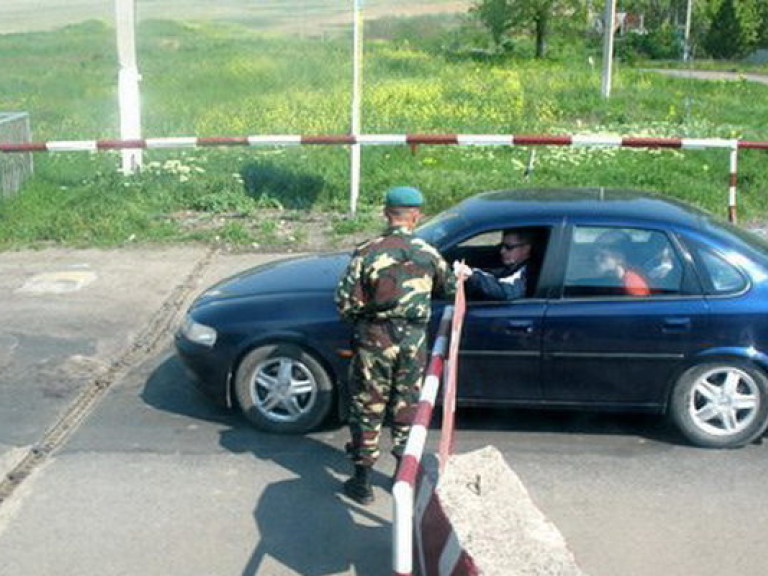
top-left (167, 207), bottom-right (379, 254)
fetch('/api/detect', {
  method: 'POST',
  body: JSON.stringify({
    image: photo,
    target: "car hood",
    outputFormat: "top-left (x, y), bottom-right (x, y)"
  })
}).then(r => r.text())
top-left (194, 252), bottom-right (350, 305)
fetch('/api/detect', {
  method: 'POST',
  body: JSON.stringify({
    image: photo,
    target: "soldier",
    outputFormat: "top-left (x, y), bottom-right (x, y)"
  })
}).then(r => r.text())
top-left (335, 186), bottom-right (455, 505)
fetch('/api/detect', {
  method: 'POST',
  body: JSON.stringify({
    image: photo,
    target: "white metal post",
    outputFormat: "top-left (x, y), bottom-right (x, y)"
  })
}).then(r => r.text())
top-left (349, 0), bottom-right (364, 215)
top-left (683, 0), bottom-right (693, 62)
top-left (600, 0), bottom-right (616, 98)
top-left (115, 0), bottom-right (142, 174)
top-left (728, 144), bottom-right (738, 223)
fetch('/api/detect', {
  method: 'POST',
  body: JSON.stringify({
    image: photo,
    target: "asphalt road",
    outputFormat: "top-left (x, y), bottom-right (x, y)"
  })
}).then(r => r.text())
top-left (1, 248), bottom-right (768, 575)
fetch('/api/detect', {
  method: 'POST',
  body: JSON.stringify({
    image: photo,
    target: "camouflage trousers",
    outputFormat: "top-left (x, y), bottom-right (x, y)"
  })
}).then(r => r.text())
top-left (346, 319), bottom-right (428, 467)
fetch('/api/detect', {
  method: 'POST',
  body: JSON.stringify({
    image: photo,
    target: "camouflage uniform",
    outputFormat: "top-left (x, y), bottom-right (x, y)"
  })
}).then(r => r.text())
top-left (336, 225), bottom-right (455, 467)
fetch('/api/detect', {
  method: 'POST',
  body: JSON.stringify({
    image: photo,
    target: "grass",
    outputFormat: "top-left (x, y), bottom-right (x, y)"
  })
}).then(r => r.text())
top-left (0, 16), bottom-right (767, 250)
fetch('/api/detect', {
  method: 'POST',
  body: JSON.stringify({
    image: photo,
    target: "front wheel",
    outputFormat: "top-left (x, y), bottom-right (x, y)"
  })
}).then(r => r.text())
top-left (234, 343), bottom-right (333, 434)
top-left (670, 361), bottom-right (768, 448)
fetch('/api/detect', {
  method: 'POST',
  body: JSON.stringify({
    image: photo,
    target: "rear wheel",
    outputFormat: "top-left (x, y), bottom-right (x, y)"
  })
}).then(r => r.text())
top-left (670, 361), bottom-right (768, 448)
top-left (234, 343), bottom-right (333, 434)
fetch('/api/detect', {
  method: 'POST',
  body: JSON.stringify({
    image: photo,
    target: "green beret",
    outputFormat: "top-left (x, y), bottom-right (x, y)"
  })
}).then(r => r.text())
top-left (385, 186), bottom-right (424, 207)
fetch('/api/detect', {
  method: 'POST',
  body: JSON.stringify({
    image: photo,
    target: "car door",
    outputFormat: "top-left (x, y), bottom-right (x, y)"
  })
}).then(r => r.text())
top-left (457, 299), bottom-right (546, 402)
top-left (541, 224), bottom-right (710, 407)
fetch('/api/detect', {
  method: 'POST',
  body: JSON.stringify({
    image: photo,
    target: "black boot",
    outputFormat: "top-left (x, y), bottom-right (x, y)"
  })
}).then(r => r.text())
top-left (343, 464), bottom-right (374, 505)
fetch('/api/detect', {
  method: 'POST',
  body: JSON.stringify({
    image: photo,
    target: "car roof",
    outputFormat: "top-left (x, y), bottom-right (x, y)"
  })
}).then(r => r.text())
top-left (454, 188), bottom-right (709, 230)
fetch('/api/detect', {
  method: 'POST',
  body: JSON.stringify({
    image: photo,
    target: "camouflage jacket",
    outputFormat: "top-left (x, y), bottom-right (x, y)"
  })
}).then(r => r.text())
top-left (335, 226), bottom-right (456, 324)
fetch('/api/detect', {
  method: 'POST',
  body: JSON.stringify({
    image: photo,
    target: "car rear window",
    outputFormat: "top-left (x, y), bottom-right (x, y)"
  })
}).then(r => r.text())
top-left (697, 249), bottom-right (748, 294)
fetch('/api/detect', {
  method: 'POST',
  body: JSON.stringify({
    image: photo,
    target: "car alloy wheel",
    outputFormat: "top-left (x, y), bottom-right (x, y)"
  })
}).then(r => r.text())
top-left (252, 356), bottom-right (317, 423)
top-left (671, 361), bottom-right (768, 448)
top-left (235, 343), bottom-right (333, 433)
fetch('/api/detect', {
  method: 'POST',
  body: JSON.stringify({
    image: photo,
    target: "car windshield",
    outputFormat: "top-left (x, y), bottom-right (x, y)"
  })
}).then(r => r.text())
top-left (415, 209), bottom-right (469, 248)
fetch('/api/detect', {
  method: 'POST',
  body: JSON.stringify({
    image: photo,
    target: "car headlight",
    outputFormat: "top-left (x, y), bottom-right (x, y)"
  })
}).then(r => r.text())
top-left (181, 316), bottom-right (217, 347)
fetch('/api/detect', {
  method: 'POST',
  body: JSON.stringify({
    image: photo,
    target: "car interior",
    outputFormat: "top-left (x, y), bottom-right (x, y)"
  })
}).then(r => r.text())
top-left (443, 225), bottom-right (688, 301)
top-left (442, 226), bottom-right (551, 299)
top-left (563, 226), bottom-right (685, 297)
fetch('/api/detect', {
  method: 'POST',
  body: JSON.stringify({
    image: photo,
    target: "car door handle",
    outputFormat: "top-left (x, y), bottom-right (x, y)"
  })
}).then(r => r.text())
top-left (505, 320), bottom-right (535, 334)
top-left (662, 317), bottom-right (691, 333)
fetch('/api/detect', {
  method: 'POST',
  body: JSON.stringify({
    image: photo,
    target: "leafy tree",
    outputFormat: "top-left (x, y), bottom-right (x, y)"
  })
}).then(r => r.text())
top-left (619, 0), bottom-right (721, 59)
top-left (471, 0), bottom-right (513, 48)
top-left (471, 0), bottom-right (584, 58)
top-left (704, 0), bottom-right (761, 58)
top-left (758, 0), bottom-right (768, 47)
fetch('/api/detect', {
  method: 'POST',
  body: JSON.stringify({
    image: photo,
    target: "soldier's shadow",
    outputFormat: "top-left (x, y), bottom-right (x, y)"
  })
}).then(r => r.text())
top-left (219, 427), bottom-right (392, 576)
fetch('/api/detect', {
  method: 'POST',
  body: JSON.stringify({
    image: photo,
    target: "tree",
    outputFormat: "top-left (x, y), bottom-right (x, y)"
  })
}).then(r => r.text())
top-left (619, 0), bottom-right (721, 58)
top-left (471, 0), bottom-right (513, 48)
top-left (471, 0), bottom-right (583, 58)
top-left (704, 0), bottom-right (761, 58)
top-left (758, 0), bottom-right (768, 47)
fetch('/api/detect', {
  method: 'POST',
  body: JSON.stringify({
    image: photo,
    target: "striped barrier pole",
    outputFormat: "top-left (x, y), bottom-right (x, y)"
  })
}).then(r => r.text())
top-left (438, 276), bottom-right (466, 471)
top-left (4, 133), bottom-right (768, 153)
top-left (392, 306), bottom-right (452, 576)
top-left (729, 145), bottom-right (739, 224)
top-left (3, 132), bottom-right (765, 222)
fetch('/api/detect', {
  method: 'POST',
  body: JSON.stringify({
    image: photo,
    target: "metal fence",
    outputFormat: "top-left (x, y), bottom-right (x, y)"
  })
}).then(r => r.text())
top-left (0, 112), bottom-right (33, 200)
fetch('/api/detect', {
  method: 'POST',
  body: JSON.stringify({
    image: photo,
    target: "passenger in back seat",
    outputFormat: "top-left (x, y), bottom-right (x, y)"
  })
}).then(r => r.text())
top-left (594, 244), bottom-right (650, 296)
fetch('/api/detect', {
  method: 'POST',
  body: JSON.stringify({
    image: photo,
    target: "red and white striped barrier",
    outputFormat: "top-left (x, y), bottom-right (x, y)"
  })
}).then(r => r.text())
top-left (438, 278), bottom-right (466, 471)
top-left (2, 132), bottom-right (768, 153)
top-left (392, 275), bottom-right (471, 576)
top-left (3, 132), bottom-right (765, 222)
top-left (392, 306), bottom-right (451, 576)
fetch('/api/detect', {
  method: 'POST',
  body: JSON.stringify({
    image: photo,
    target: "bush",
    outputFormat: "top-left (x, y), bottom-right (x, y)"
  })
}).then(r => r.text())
top-left (616, 24), bottom-right (681, 61)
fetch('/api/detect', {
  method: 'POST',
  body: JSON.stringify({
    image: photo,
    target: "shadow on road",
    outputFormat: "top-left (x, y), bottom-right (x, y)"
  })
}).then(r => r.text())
top-left (141, 352), bottom-right (240, 426)
top-left (442, 405), bottom-right (688, 446)
top-left (142, 353), bottom-right (392, 576)
top-left (143, 352), bottom-right (689, 447)
top-left (220, 429), bottom-right (390, 576)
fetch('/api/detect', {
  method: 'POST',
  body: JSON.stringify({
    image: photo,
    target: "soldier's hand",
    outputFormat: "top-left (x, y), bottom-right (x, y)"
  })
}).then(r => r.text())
top-left (452, 260), bottom-right (472, 279)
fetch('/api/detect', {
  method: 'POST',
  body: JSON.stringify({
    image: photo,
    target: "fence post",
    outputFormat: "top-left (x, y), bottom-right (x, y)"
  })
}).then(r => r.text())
top-left (0, 112), bottom-right (33, 199)
top-left (349, 0), bottom-right (364, 215)
top-left (115, 0), bottom-right (143, 175)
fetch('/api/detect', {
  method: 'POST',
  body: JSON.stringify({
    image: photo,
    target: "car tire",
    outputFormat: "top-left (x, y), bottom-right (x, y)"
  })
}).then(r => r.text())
top-left (670, 361), bottom-right (768, 448)
top-left (234, 343), bottom-right (334, 434)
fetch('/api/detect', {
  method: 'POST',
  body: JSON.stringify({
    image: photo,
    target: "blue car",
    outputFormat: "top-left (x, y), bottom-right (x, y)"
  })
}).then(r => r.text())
top-left (175, 188), bottom-right (768, 448)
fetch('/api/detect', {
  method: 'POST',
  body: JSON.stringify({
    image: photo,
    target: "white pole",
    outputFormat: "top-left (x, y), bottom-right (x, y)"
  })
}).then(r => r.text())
top-left (115, 0), bottom-right (142, 175)
top-left (683, 0), bottom-right (693, 62)
top-left (349, 0), bottom-right (364, 215)
top-left (600, 0), bottom-right (616, 98)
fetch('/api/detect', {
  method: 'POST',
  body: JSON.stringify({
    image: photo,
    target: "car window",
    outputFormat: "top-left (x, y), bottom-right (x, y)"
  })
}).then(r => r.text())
top-left (564, 226), bottom-right (685, 298)
top-left (448, 227), bottom-right (551, 300)
top-left (695, 247), bottom-right (748, 295)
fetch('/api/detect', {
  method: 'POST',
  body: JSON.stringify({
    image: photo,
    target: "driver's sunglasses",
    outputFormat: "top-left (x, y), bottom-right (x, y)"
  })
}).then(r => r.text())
top-left (500, 242), bottom-right (529, 251)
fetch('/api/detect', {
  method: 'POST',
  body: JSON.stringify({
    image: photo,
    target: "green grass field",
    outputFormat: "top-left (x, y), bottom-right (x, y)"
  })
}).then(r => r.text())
top-left (0, 13), bottom-right (767, 249)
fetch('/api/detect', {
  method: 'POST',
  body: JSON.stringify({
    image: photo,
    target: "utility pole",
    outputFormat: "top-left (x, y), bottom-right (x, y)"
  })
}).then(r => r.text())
top-left (349, 0), bottom-right (364, 215)
top-left (115, 0), bottom-right (142, 174)
top-left (683, 0), bottom-right (693, 62)
top-left (601, 0), bottom-right (616, 98)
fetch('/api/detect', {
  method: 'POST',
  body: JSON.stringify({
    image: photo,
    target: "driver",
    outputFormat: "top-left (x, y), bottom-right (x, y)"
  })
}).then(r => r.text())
top-left (453, 229), bottom-right (534, 300)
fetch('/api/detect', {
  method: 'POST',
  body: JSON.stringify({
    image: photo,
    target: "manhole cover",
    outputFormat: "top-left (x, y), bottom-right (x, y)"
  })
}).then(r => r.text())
top-left (16, 270), bottom-right (98, 294)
